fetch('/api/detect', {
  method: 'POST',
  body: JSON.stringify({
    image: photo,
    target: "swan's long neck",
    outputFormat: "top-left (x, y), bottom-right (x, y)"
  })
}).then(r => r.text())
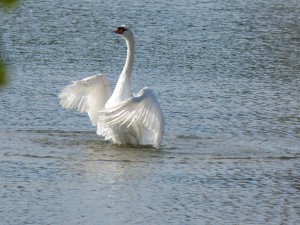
top-left (121, 37), bottom-right (134, 78)
top-left (110, 36), bottom-right (134, 104)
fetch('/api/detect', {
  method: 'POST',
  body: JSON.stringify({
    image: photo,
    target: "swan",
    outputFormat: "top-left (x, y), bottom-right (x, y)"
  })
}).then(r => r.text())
top-left (58, 25), bottom-right (165, 148)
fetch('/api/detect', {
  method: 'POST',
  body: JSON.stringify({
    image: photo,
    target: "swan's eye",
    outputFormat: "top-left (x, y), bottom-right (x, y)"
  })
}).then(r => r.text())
top-left (118, 27), bottom-right (127, 33)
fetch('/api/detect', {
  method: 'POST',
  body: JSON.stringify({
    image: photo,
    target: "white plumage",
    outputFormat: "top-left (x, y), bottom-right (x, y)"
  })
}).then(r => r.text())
top-left (59, 75), bottom-right (111, 126)
top-left (58, 26), bottom-right (165, 148)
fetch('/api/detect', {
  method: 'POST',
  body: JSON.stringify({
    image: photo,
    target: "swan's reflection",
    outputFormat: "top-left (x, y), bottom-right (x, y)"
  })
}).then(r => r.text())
top-left (78, 142), bottom-right (163, 184)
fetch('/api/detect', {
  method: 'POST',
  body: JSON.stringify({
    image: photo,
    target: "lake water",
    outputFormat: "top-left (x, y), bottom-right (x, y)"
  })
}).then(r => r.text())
top-left (1, 0), bottom-right (300, 224)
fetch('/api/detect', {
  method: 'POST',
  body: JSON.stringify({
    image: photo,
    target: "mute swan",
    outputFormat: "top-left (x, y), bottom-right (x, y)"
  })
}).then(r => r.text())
top-left (58, 25), bottom-right (165, 148)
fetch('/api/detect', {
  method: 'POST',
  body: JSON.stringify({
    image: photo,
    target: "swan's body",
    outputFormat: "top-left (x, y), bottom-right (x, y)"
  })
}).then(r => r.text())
top-left (58, 26), bottom-right (164, 148)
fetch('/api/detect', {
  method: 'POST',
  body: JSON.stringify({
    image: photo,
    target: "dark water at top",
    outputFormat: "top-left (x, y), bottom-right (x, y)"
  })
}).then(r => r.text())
top-left (1, 0), bottom-right (300, 224)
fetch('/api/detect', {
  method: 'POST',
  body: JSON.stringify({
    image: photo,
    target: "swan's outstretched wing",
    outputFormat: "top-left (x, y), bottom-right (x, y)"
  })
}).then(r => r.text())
top-left (58, 74), bottom-right (111, 126)
top-left (102, 87), bottom-right (165, 147)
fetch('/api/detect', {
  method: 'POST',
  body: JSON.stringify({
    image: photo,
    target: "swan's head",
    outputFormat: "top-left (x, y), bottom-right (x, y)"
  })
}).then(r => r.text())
top-left (113, 25), bottom-right (134, 41)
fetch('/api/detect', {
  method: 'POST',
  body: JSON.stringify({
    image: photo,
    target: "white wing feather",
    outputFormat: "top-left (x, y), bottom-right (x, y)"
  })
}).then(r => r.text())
top-left (58, 74), bottom-right (111, 126)
top-left (101, 87), bottom-right (165, 147)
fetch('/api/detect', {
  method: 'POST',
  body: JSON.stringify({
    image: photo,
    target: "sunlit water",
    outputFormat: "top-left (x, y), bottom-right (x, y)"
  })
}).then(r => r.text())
top-left (1, 0), bottom-right (300, 224)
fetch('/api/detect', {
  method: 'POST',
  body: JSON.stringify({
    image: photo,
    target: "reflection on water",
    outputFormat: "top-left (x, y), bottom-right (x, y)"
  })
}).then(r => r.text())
top-left (1, 130), bottom-right (300, 224)
top-left (0, 0), bottom-right (300, 224)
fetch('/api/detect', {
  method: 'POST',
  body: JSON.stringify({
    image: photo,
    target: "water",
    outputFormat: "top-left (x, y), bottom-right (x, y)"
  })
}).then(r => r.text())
top-left (1, 0), bottom-right (300, 224)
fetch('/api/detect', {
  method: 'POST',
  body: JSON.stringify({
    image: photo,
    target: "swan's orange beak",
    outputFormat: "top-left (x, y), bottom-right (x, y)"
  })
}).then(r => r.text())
top-left (113, 29), bottom-right (120, 34)
top-left (113, 27), bottom-right (127, 34)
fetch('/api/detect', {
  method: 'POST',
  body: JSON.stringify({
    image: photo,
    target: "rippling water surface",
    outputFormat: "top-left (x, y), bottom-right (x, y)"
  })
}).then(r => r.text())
top-left (1, 0), bottom-right (300, 224)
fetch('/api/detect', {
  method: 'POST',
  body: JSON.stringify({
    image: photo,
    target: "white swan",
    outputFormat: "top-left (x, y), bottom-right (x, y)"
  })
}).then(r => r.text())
top-left (58, 25), bottom-right (165, 148)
